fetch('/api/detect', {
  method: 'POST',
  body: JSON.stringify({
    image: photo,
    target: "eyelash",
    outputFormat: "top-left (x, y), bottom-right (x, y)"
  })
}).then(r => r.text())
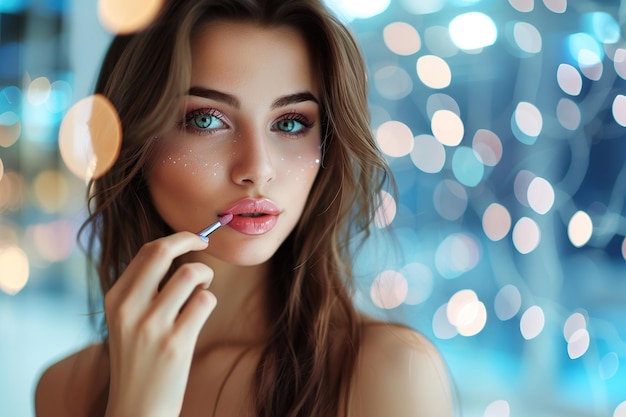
top-left (179, 107), bottom-right (315, 138)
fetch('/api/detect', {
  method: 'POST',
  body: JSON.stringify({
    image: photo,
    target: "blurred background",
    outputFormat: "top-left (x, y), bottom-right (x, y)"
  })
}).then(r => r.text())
top-left (1, 0), bottom-right (625, 416)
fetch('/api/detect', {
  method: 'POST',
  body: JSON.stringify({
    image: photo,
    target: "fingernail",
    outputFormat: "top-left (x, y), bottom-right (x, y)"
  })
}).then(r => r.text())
top-left (198, 235), bottom-right (209, 243)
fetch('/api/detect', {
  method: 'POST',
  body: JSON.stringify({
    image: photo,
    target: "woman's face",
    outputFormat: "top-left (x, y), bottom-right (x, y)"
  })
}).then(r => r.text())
top-left (145, 21), bottom-right (322, 266)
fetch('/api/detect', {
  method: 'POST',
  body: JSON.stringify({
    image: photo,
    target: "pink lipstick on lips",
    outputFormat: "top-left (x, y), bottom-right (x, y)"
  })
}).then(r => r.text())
top-left (222, 198), bottom-right (281, 235)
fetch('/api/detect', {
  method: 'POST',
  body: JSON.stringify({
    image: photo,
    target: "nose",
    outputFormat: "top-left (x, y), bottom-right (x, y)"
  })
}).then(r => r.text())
top-left (230, 128), bottom-right (276, 186)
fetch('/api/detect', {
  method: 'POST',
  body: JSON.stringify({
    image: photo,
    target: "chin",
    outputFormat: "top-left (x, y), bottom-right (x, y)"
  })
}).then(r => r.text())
top-left (212, 240), bottom-right (282, 267)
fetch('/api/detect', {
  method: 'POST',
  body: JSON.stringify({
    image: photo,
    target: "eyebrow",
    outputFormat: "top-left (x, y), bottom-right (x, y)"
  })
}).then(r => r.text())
top-left (187, 87), bottom-right (319, 109)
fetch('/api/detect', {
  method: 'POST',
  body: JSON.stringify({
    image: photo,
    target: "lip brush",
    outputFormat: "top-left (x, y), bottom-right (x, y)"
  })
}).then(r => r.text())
top-left (198, 213), bottom-right (234, 238)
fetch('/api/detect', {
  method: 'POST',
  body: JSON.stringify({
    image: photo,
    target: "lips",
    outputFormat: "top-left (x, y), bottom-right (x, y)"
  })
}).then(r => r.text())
top-left (221, 198), bottom-right (281, 235)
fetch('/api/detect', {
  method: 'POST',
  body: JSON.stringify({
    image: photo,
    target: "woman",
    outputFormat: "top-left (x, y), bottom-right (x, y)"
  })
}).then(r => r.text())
top-left (36, 0), bottom-right (455, 416)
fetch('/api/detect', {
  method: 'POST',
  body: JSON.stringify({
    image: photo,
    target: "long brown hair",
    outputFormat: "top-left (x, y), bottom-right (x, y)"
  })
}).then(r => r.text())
top-left (80, 0), bottom-right (393, 416)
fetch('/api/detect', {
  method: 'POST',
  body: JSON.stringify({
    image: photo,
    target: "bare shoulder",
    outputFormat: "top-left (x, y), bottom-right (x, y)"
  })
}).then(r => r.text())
top-left (350, 320), bottom-right (456, 417)
top-left (35, 342), bottom-right (109, 417)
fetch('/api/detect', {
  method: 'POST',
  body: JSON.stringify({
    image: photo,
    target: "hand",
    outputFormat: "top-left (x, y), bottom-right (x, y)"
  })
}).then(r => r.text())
top-left (103, 231), bottom-right (215, 417)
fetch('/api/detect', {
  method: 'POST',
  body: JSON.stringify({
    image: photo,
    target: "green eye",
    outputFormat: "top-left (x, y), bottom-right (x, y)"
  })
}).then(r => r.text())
top-left (276, 119), bottom-right (301, 133)
top-left (182, 108), bottom-right (227, 135)
top-left (192, 114), bottom-right (222, 129)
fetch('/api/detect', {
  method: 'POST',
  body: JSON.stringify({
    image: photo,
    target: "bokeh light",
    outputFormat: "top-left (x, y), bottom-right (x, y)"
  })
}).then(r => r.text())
top-left (514, 170), bottom-right (536, 206)
top-left (513, 21), bottom-right (542, 54)
top-left (370, 269), bottom-right (408, 309)
top-left (568, 33), bottom-right (603, 65)
top-left (557, 64), bottom-right (583, 96)
top-left (512, 217), bottom-right (541, 254)
top-left (508, 0), bottom-right (533, 13)
top-left (0, 171), bottom-right (24, 212)
top-left (585, 11), bottom-right (620, 44)
top-left (433, 303), bottom-right (458, 339)
top-left (568, 210), bottom-right (593, 248)
top-left (33, 170), bottom-right (70, 212)
top-left (611, 95), bottom-right (626, 127)
top-left (374, 65), bottom-right (413, 100)
top-left (544, 0), bottom-right (567, 13)
top-left (383, 21), bottom-right (421, 55)
top-left (615, 48), bottom-right (626, 79)
top-left (27, 77), bottom-right (51, 106)
top-left (520, 305), bottom-right (545, 340)
top-left (410, 134), bottom-right (446, 173)
top-left (567, 329), bottom-right (590, 359)
top-left (399, 0), bottom-right (444, 15)
top-left (0, 245), bottom-right (29, 295)
top-left (513, 101), bottom-right (543, 144)
top-left (527, 177), bottom-right (555, 215)
top-left (563, 312), bottom-right (587, 342)
top-left (472, 129), bottom-right (502, 166)
top-left (0, 111), bottom-right (21, 147)
top-left (427, 93), bottom-right (460, 119)
top-left (98, 0), bottom-right (164, 34)
top-left (452, 146), bottom-right (484, 187)
top-left (30, 220), bottom-right (75, 262)
top-left (484, 400), bottom-right (511, 417)
top-left (446, 289), bottom-right (487, 337)
top-left (416, 55), bottom-right (452, 89)
top-left (599, 352), bottom-right (619, 380)
top-left (557, 98), bottom-right (581, 130)
top-left (494, 285), bottom-right (522, 321)
top-left (58, 94), bottom-right (122, 180)
top-left (449, 12), bottom-right (497, 51)
top-left (436, 233), bottom-right (481, 279)
top-left (376, 120), bottom-right (414, 157)
top-left (482, 203), bottom-right (512, 241)
top-left (431, 109), bottom-right (464, 146)
top-left (578, 49), bottom-right (603, 81)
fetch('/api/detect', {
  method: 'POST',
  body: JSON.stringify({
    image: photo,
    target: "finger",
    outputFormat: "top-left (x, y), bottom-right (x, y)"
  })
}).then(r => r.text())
top-left (174, 289), bottom-right (216, 340)
top-left (112, 231), bottom-right (208, 305)
top-left (150, 262), bottom-right (214, 323)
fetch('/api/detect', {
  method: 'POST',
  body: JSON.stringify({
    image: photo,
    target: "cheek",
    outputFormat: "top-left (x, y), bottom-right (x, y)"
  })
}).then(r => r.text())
top-left (277, 142), bottom-right (321, 184)
top-left (146, 140), bottom-right (227, 227)
top-left (153, 143), bottom-right (227, 178)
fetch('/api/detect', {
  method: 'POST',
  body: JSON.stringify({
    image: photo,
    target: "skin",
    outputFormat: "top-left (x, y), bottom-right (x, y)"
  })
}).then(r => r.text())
top-left (35, 21), bottom-right (455, 417)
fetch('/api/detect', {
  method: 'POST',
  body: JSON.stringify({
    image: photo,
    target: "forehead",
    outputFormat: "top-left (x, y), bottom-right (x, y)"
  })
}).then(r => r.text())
top-left (189, 21), bottom-right (318, 97)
